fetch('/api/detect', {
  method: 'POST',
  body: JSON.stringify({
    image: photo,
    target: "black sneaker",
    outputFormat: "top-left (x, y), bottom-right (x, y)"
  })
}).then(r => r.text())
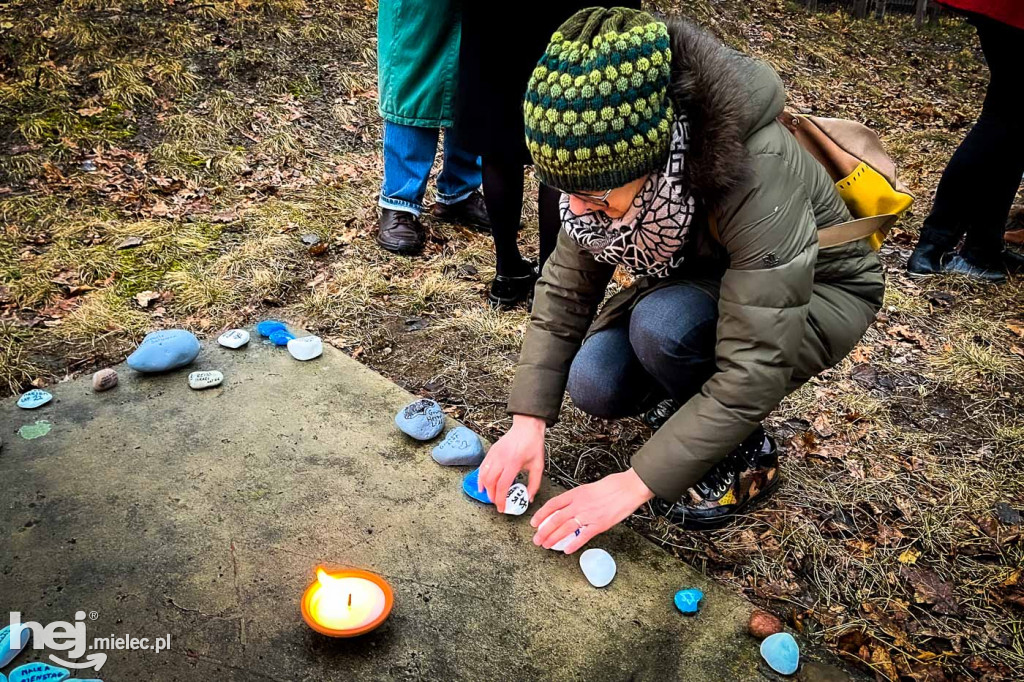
top-left (906, 242), bottom-right (947, 277)
top-left (942, 254), bottom-right (1007, 284)
top-left (1003, 248), bottom-right (1024, 275)
top-left (642, 399), bottom-right (680, 430)
top-left (432, 190), bottom-right (491, 232)
top-left (654, 427), bottom-right (780, 530)
top-left (487, 261), bottom-right (539, 309)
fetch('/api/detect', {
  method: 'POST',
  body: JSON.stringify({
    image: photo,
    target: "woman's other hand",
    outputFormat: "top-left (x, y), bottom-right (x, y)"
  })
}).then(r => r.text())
top-left (478, 415), bottom-right (547, 512)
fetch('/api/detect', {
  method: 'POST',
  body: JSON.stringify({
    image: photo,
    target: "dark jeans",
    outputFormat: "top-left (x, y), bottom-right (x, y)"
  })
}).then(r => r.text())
top-left (917, 15), bottom-right (1024, 268)
top-left (567, 283), bottom-right (718, 419)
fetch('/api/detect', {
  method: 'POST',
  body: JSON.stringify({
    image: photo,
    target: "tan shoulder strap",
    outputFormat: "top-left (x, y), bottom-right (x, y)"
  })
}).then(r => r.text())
top-left (817, 214), bottom-right (895, 249)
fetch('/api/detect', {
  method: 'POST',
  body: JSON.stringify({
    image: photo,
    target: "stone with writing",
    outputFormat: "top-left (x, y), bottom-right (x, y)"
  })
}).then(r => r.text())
top-left (462, 468), bottom-right (492, 504)
top-left (217, 328), bottom-right (250, 349)
top-left (503, 483), bottom-right (530, 516)
top-left (126, 329), bottom-right (200, 373)
top-left (188, 370), bottom-right (223, 390)
top-left (580, 548), bottom-right (616, 588)
top-left (8, 662), bottom-right (69, 682)
top-left (0, 624), bottom-right (31, 668)
top-left (92, 368), bottom-right (118, 392)
top-left (17, 389), bottom-right (52, 409)
top-left (395, 398), bottom-right (444, 441)
top-left (256, 320), bottom-right (287, 337)
top-left (674, 588), bottom-right (704, 615)
top-left (552, 528), bottom-right (582, 552)
top-left (431, 427), bottom-right (484, 466)
top-left (287, 335), bottom-right (323, 361)
top-left (761, 632), bottom-right (800, 676)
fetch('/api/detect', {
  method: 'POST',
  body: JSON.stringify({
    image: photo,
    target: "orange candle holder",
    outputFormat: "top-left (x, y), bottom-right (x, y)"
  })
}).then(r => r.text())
top-left (301, 567), bottom-right (394, 637)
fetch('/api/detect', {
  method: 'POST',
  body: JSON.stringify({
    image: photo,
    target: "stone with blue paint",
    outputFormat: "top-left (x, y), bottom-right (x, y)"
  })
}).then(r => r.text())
top-left (395, 399), bottom-right (444, 441)
top-left (431, 427), bottom-right (484, 466)
top-left (269, 329), bottom-right (295, 346)
top-left (760, 632), bottom-right (800, 676)
top-left (256, 320), bottom-right (287, 337)
top-left (673, 588), bottom-right (704, 615)
top-left (462, 468), bottom-right (492, 504)
top-left (126, 330), bottom-right (200, 373)
top-left (17, 389), bottom-right (52, 409)
top-left (0, 624), bottom-right (31, 668)
top-left (8, 662), bottom-right (69, 682)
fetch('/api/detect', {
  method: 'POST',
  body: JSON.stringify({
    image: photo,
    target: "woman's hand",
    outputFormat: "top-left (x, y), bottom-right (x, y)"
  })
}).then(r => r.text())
top-left (530, 468), bottom-right (655, 554)
top-left (478, 415), bottom-right (547, 513)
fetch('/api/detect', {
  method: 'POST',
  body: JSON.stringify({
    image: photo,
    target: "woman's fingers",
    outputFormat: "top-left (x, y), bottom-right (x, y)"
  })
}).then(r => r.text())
top-left (532, 508), bottom-right (569, 545)
top-left (559, 523), bottom-right (599, 555)
top-left (530, 490), bottom-right (573, 529)
top-left (539, 517), bottom-right (582, 550)
top-left (525, 456), bottom-right (543, 502)
top-left (493, 467), bottom-right (519, 514)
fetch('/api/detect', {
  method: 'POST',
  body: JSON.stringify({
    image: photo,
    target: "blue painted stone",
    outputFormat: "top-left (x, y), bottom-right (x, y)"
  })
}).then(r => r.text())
top-left (673, 588), bottom-right (704, 615)
top-left (256, 320), bottom-right (287, 337)
top-left (126, 330), bottom-right (200, 373)
top-left (8, 662), bottom-right (69, 682)
top-left (17, 389), bottom-right (52, 409)
top-left (268, 329), bottom-right (295, 346)
top-left (462, 468), bottom-right (492, 504)
top-left (0, 624), bottom-right (31, 668)
top-left (395, 399), bottom-right (444, 441)
top-left (432, 427), bottom-right (484, 466)
top-left (761, 632), bottom-right (800, 676)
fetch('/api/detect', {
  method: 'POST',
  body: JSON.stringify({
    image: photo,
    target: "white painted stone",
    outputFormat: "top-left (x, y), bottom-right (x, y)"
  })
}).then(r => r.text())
top-left (580, 548), bottom-right (616, 588)
top-left (188, 370), bottom-right (223, 390)
top-left (287, 335), bottom-right (323, 361)
top-left (503, 483), bottom-right (529, 516)
top-left (553, 528), bottom-right (582, 553)
top-left (218, 329), bottom-right (250, 349)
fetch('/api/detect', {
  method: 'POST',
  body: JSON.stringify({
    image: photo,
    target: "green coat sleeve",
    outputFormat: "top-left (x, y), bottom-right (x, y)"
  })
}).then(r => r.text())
top-left (631, 152), bottom-right (820, 501)
top-left (506, 229), bottom-right (616, 424)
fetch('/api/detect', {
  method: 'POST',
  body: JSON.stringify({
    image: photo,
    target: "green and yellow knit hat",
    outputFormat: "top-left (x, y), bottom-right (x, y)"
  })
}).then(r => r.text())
top-left (523, 7), bottom-right (674, 192)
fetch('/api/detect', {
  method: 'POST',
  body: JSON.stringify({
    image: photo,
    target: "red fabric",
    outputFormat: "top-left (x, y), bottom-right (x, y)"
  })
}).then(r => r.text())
top-left (937, 0), bottom-right (1024, 30)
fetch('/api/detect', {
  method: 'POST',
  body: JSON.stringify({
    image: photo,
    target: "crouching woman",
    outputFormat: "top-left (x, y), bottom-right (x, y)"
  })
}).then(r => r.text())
top-left (477, 8), bottom-right (884, 551)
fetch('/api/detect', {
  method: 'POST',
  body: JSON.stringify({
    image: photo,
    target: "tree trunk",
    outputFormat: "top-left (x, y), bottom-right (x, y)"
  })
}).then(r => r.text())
top-left (874, 0), bottom-right (886, 20)
top-left (853, 0), bottom-right (869, 19)
top-left (915, 0), bottom-right (929, 27)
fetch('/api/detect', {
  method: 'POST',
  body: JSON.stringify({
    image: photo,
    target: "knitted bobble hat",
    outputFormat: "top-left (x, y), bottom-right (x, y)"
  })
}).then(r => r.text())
top-left (523, 7), bottom-right (674, 193)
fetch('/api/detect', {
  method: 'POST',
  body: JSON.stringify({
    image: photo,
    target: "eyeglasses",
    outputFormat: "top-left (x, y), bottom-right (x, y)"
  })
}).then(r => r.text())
top-left (555, 187), bottom-right (615, 208)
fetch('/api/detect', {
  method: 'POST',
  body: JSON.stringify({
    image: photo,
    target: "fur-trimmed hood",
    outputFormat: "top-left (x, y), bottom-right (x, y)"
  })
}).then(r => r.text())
top-left (666, 18), bottom-right (786, 209)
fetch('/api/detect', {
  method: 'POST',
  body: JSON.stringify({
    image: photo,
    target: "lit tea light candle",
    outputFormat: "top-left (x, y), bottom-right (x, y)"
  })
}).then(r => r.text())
top-left (301, 567), bottom-right (394, 637)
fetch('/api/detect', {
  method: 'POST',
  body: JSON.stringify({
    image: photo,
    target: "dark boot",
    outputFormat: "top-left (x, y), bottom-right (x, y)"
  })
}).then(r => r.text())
top-left (943, 253), bottom-right (1007, 284)
top-left (487, 261), bottom-right (538, 309)
top-left (432, 190), bottom-right (492, 232)
top-left (654, 427), bottom-right (780, 531)
top-left (377, 208), bottom-right (426, 255)
top-left (906, 242), bottom-right (948, 277)
top-left (641, 399), bottom-right (681, 431)
top-left (1003, 248), bottom-right (1024, 275)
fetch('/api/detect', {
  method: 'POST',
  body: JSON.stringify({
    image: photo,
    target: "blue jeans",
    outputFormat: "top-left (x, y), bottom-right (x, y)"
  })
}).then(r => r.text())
top-left (567, 283), bottom-right (719, 419)
top-left (379, 121), bottom-right (482, 216)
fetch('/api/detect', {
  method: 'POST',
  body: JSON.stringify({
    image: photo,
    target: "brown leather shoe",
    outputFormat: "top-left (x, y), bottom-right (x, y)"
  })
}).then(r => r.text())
top-left (432, 190), bottom-right (491, 232)
top-left (377, 208), bottom-right (425, 255)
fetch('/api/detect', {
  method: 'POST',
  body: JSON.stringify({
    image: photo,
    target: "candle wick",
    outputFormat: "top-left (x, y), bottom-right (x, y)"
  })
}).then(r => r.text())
top-left (348, 593), bottom-right (352, 608)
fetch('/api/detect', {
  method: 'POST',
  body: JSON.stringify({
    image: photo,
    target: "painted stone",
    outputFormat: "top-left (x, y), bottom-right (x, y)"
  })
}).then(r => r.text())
top-left (749, 609), bottom-right (784, 640)
top-left (552, 528), bottom-right (582, 552)
top-left (287, 335), bottom-right (323, 361)
top-left (580, 548), bottom-right (616, 588)
top-left (256, 320), bottom-right (287, 337)
top-left (17, 389), bottom-right (52, 409)
top-left (395, 399), bottom-right (444, 441)
top-left (18, 421), bottom-right (51, 440)
top-left (761, 632), bottom-right (800, 676)
top-left (269, 329), bottom-right (295, 346)
top-left (462, 468), bottom-right (492, 504)
top-left (674, 588), bottom-right (704, 615)
top-left (126, 330), bottom-right (200, 373)
top-left (188, 370), bottom-right (223, 390)
top-left (92, 368), bottom-right (118, 392)
top-left (0, 624), bottom-right (31, 668)
top-left (431, 427), bottom-right (484, 466)
top-left (504, 483), bottom-right (529, 516)
top-left (218, 329), bottom-right (250, 349)
top-left (8, 662), bottom-right (69, 682)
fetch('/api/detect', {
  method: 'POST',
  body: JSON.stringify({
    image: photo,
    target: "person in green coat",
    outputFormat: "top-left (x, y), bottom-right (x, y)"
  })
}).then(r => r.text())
top-left (475, 9), bottom-right (884, 551)
top-left (376, 0), bottom-right (490, 255)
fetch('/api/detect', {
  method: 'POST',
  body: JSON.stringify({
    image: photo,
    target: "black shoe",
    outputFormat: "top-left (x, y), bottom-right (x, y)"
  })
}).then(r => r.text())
top-left (432, 190), bottom-right (491, 232)
top-left (906, 242), bottom-right (947, 277)
top-left (1003, 248), bottom-right (1024, 275)
top-left (942, 254), bottom-right (1007, 284)
top-left (642, 399), bottom-right (681, 430)
top-left (377, 208), bottom-right (426, 255)
top-left (487, 261), bottom-right (538, 308)
top-left (654, 427), bottom-right (780, 531)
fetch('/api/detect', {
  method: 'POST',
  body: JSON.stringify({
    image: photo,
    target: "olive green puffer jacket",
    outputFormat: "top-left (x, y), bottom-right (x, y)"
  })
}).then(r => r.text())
top-left (506, 19), bottom-right (885, 502)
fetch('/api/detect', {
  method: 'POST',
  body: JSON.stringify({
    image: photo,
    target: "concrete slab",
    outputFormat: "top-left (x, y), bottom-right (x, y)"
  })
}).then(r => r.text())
top-left (1, 332), bottom-right (783, 680)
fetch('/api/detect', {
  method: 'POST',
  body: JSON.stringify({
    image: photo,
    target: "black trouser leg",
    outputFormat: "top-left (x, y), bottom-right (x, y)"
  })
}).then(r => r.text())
top-left (481, 159), bottom-right (529, 278)
top-left (538, 184), bottom-right (561, 270)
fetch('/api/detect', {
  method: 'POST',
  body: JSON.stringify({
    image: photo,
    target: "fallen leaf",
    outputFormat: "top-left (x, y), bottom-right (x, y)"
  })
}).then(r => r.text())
top-left (66, 285), bottom-right (95, 297)
top-left (134, 290), bottom-right (160, 308)
top-left (898, 548), bottom-right (921, 565)
top-left (1007, 322), bottom-right (1024, 338)
top-left (308, 243), bottom-right (328, 256)
top-left (76, 106), bottom-right (106, 116)
top-left (869, 643), bottom-right (899, 681)
top-left (116, 236), bottom-right (144, 250)
top-left (901, 566), bottom-right (960, 615)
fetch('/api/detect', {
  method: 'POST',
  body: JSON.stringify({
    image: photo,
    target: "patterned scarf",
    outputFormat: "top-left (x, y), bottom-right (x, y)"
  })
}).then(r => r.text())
top-left (561, 115), bottom-right (696, 279)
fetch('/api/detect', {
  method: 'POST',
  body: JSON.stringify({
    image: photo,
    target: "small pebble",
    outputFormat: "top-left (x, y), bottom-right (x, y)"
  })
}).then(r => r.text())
top-left (579, 548), bottom-right (616, 588)
top-left (462, 469), bottom-right (492, 504)
top-left (8, 662), bottom-right (69, 682)
top-left (287, 335), bottom-right (323, 361)
top-left (126, 329), bottom-right (200, 373)
top-left (188, 370), bottom-right (223, 390)
top-left (301, 233), bottom-right (320, 246)
top-left (761, 632), bottom-right (800, 676)
top-left (503, 483), bottom-right (529, 516)
top-left (257, 320), bottom-right (287, 337)
top-left (18, 421), bottom-right (51, 440)
top-left (80, 159), bottom-right (97, 172)
top-left (431, 427), bottom-right (485, 466)
top-left (269, 329), bottom-right (295, 346)
top-left (17, 389), bottom-right (52, 409)
top-left (748, 609), bottom-right (784, 640)
top-left (92, 368), bottom-right (118, 392)
top-left (218, 329), bottom-right (250, 349)
top-left (395, 398), bottom-right (445, 440)
top-left (674, 588), bottom-right (704, 615)
top-left (0, 623), bottom-right (31, 668)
